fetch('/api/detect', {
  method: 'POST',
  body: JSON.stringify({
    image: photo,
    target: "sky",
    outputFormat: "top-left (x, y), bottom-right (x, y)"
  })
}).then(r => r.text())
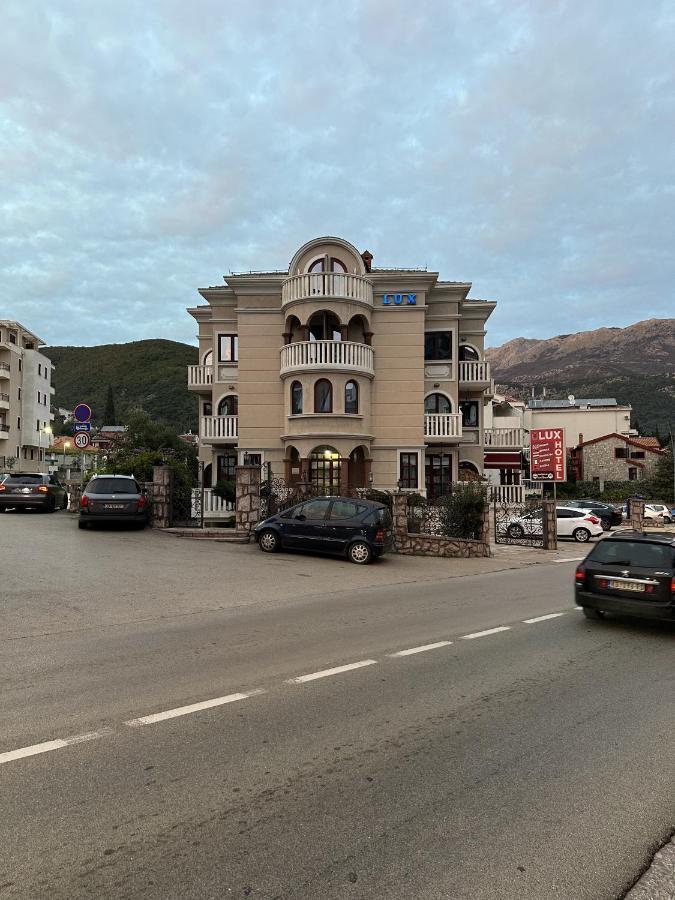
top-left (1, 0), bottom-right (674, 349)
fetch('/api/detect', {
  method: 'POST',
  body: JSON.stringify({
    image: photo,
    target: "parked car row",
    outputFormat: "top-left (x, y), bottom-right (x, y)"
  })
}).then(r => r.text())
top-left (503, 506), bottom-right (605, 543)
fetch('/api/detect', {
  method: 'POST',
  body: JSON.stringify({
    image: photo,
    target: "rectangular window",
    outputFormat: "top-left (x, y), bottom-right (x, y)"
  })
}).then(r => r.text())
top-left (18, 358), bottom-right (22, 371)
top-left (38, 364), bottom-right (42, 376)
top-left (218, 334), bottom-right (239, 363)
top-left (424, 331), bottom-right (452, 360)
top-left (399, 452), bottom-right (419, 489)
top-left (37, 391), bottom-right (41, 403)
top-left (630, 451), bottom-right (645, 459)
top-left (17, 417), bottom-right (21, 429)
top-left (628, 467), bottom-right (638, 481)
top-left (9, 332), bottom-right (16, 344)
top-left (217, 453), bottom-right (237, 483)
top-left (36, 419), bottom-right (40, 431)
top-left (459, 400), bottom-right (479, 428)
top-left (614, 447), bottom-right (628, 459)
top-left (18, 388), bottom-right (21, 400)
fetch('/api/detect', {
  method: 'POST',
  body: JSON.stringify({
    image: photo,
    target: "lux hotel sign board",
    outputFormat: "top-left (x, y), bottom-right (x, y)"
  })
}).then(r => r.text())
top-left (530, 428), bottom-right (566, 482)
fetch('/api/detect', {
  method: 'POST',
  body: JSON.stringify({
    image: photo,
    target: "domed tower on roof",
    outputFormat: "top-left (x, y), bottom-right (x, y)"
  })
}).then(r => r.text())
top-left (288, 237), bottom-right (367, 276)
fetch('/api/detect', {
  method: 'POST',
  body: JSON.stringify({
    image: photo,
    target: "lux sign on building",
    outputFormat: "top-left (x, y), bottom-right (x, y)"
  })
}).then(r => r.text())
top-left (382, 293), bottom-right (416, 305)
top-left (530, 429), bottom-right (566, 481)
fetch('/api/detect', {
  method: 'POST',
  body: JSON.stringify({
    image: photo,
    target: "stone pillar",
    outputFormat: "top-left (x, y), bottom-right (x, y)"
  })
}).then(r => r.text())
top-left (152, 466), bottom-right (173, 528)
top-left (235, 464), bottom-right (261, 533)
top-left (392, 493), bottom-right (409, 544)
top-left (66, 482), bottom-right (82, 513)
top-left (340, 324), bottom-right (349, 341)
top-left (542, 499), bottom-right (557, 550)
top-left (630, 498), bottom-right (645, 531)
top-left (479, 502), bottom-right (491, 544)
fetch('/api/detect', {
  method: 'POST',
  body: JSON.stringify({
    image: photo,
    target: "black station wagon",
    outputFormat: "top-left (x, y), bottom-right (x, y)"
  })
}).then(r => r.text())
top-left (575, 531), bottom-right (675, 622)
top-left (253, 496), bottom-right (393, 564)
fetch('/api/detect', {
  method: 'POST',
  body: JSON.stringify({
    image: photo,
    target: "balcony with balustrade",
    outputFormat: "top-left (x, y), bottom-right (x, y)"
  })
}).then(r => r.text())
top-left (0, 392), bottom-right (9, 411)
top-left (0, 362), bottom-right (10, 379)
top-left (280, 341), bottom-right (375, 378)
top-left (0, 423), bottom-right (9, 439)
top-left (188, 364), bottom-right (213, 392)
top-left (483, 427), bottom-right (524, 449)
top-left (424, 413), bottom-right (462, 442)
top-left (281, 272), bottom-right (373, 310)
top-left (458, 359), bottom-right (491, 387)
top-left (200, 415), bottom-right (238, 443)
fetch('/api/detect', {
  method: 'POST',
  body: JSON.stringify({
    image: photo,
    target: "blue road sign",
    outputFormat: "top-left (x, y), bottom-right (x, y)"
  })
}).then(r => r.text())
top-left (74, 423), bottom-right (91, 432)
top-left (73, 403), bottom-right (92, 423)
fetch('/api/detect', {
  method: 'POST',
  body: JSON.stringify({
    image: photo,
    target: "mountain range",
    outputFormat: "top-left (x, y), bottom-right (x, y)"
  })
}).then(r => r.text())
top-left (486, 318), bottom-right (675, 434)
top-left (44, 340), bottom-right (198, 432)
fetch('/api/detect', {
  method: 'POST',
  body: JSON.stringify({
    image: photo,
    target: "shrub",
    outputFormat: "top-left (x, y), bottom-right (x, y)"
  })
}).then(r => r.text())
top-left (437, 483), bottom-right (489, 540)
top-left (213, 479), bottom-right (236, 503)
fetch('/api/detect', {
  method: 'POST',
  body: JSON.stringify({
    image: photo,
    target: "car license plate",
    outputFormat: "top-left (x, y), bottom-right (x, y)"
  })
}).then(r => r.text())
top-left (608, 579), bottom-right (645, 592)
top-left (104, 504), bottom-right (124, 509)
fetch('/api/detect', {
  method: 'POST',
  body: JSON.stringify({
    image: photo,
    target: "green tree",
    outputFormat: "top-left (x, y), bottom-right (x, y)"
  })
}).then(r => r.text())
top-left (648, 444), bottom-right (674, 503)
top-left (103, 384), bottom-right (117, 425)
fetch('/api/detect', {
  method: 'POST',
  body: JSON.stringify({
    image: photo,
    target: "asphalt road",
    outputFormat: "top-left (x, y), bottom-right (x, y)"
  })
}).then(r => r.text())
top-left (1, 511), bottom-right (674, 899)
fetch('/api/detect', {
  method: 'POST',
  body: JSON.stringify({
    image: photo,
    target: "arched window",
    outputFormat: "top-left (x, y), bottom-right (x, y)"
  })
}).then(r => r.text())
top-left (459, 344), bottom-right (479, 361)
top-left (202, 349), bottom-right (213, 366)
top-left (345, 380), bottom-right (359, 414)
top-left (314, 379), bottom-right (333, 413)
top-left (308, 257), bottom-right (347, 273)
top-left (291, 381), bottom-right (303, 415)
top-left (424, 393), bottom-right (451, 414)
top-left (217, 395), bottom-right (238, 416)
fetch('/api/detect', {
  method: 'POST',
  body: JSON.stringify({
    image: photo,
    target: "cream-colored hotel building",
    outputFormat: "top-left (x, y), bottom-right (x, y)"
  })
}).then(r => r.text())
top-left (187, 236), bottom-right (496, 498)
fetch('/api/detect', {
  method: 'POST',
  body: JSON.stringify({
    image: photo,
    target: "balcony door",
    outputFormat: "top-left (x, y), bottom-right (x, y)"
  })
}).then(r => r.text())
top-left (310, 446), bottom-right (342, 494)
top-left (425, 453), bottom-right (453, 500)
top-left (308, 256), bottom-right (347, 298)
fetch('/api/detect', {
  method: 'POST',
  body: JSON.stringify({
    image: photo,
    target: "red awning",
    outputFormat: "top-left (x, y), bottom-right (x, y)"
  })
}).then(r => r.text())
top-left (483, 451), bottom-right (523, 469)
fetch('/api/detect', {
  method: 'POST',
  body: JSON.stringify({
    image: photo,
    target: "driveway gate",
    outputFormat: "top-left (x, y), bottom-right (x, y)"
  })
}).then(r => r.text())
top-left (493, 497), bottom-right (545, 547)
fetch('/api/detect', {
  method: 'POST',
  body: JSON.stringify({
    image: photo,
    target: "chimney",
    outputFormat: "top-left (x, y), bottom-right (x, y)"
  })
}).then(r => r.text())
top-left (361, 250), bottom-right (373, 273)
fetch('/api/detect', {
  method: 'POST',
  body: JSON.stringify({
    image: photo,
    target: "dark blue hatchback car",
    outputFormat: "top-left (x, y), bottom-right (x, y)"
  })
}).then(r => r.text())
top-left (253, 496), bottom-right (393, 564)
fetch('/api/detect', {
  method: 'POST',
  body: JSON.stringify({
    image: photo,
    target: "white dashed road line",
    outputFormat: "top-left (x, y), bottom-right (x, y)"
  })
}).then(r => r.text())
top-left (124, 689), bottom-right (266, 727)
top-left (461, 626), bottom-right (511, 640)
top-left (523, 612), bottom-right (566, 624)
top-left (388, 640), bottom-right (454, 657)
top-left (0, 729), bottom-right (110, 766)
top-left (286, 660), bottom-right (378, 684)
top-left (554, 557), bottom-right (584, 563)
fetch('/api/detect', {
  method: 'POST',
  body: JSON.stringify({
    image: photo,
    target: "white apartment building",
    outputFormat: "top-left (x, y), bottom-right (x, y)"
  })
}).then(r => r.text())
top-left (0, 321), bottom-right (55, 474)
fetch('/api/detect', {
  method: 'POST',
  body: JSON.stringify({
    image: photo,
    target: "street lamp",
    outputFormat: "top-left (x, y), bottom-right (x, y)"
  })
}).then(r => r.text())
top-left (39, 424), bottom-right (52, 465)
top-left (63, 440), bottom-right (70, 467)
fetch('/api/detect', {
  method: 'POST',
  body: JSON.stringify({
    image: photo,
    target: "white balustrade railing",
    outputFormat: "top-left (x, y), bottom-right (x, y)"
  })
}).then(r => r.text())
top-left (201, 415), bottom-right (239, 440)
top-left (458, 360), bottom-right (491, 383)
top-left (187, 364), bottom-right (213, 388)
top-left (490, 484), bottom-right (524, 504)
top-left (280, 340), bottom-right (374, 376)
top-left (484, 427), bottom-right (524, 448)
top-left (424, 413), bottom-right (462, 439)
top-left (191, 488), bottom-right (235, 519)
top-left (282, 272), bottom-right (373, 307)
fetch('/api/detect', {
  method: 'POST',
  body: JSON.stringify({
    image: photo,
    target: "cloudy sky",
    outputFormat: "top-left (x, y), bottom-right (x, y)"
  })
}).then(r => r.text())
top-left (2, 0), bottom-right (673, 349)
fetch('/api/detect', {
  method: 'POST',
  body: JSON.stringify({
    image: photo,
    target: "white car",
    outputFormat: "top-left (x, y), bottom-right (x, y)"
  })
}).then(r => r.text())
top-left (504, 506), bottom-right (604, 543)
top-left (643, 504), bottom-right (673, 523)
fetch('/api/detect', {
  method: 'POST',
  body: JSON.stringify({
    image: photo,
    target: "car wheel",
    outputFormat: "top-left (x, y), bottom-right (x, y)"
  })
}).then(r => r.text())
top-left (78, 520), bottom-right (88, 530)
top-left (348, 541), bottom-right (372, 565)
top-left (506, 523), bottom-right (524, 539)
top-left (600, 517), bottom-right (611, 531)
top-left (573, 527), bottom-right (591, 543)
top-left (258, 529), bottom-right (279, 553)
top-left (582, 607), bottom-right (605, 620)
top-left (664, 516), bottom-right (672, 524)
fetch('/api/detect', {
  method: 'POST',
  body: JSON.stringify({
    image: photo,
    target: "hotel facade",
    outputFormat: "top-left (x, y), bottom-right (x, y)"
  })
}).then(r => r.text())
top-left (186, 236), bottom-right (496, 498)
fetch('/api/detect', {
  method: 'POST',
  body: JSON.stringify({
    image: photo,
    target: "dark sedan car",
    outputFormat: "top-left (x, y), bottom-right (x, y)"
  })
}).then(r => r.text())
top-left (79, 474), bottom-right (148, 529)
top-left (575, 531), bottom-right (675, 622)
top-left (564, 499), bottom-right (623, 531)
top-left (0, 473), bottom-right (68, 512)
top-left (253, 496), bottom-right (393, 564)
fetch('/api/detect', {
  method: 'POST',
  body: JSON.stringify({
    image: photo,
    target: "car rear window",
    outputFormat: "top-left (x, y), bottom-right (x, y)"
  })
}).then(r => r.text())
top-left (4, 475), bottom-right (44, 485)
top-left (588, 540), bottom-right (675, 569)
top-left (364, 507), bottom-right (392, 527)
top-left (329, 500), bottom-right (364, 520)
top-left (86, 478), bottom-right (140, 494)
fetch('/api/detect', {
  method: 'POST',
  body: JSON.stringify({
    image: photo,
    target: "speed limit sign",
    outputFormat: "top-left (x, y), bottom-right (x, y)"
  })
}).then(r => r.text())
top-left (74, 431), bottom-right (91, 450)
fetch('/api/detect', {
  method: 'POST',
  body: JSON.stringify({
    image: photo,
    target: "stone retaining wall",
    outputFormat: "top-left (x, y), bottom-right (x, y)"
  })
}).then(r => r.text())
top-left (392, 494), bottom-right (491, 558)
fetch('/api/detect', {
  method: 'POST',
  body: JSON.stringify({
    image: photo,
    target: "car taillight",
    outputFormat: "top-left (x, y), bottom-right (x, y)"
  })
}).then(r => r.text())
top-left (375, 528), bottom-right (384, 543)
top-left (598, 578), bottom-right (608, 589)
top-left (138, 495), bottom-right (146, 510)
top-left (80, 494), bottom-right (88, 508)
top-left (671, 577), bottom-right (675, 596)
top-left (37, 485), bottom-right (49, 493)
top-left (585, 515), bottom-right (600, 524)
top-left (575, 565), bottom-right (586, 585)
top-left (0, 485), bottom-right (5, 492)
